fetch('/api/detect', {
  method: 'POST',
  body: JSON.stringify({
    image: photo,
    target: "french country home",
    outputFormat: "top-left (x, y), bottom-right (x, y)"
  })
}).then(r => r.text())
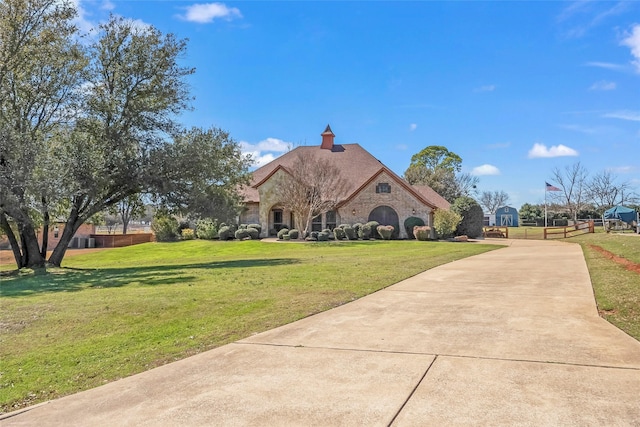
top-left (239, 125), bottom-right (450, 238)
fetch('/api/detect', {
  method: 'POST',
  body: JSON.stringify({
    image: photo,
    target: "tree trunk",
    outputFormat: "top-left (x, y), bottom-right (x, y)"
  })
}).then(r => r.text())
top-left (122, 215), bottom-right (129, 235)
top-left (20, 222), bottom-right (46, 268)
top-left (0, 212), bottom-right (24, 269)
top-left (48, 211), bottom-right (81, 267)
top-left (40, 200), bottom-right (50, 259)
top-left (303, 211), bottom-right (313, 238)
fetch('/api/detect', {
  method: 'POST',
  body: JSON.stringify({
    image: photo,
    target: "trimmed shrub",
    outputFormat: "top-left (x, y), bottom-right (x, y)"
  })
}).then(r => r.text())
top-left (433, 210), bottom-right (462, 239)
top-left (353, 223), bottom-right (362, 236)
top-left (283, 234), bottom-right (291, 240)
top-left (235, 228), bottom-right (250, 240)
top-left (366, 221), bottom-right (380, 238)
top-left (288, 229), bottom-right (300, 239)
top-left (358, 223), bottom-right (372, 240)
top-left (343, 226), bottom-right (356, 240)
top-left (322, 228), bottom-right (335, 240)
top-left (238, 224), bottom-right (247, 229)
top-left (277, 228), bottom-right (289, 240)
top-left (333, 227), bottom-right (346, 240)
top-left (451, 196), bottom-right (484, 238)
top-left (377, 225), bottom-right (394, 240)
top-left (337, 224), bottom-right (350, 229)
top-left (414, 225), bottom-right (432, 241)
top-left (248, 223), bottom-right (262, 234)
top-left (404, 216), bottom-right (425, 239)
top-left (318, 231), bottom-right (330, 241)
top-left (181, 228), bottom-right (196, 240)
top-left (195, 218), bottom-right (219, 240)
top-left (246, 227), bottom-right (260, 240)
top-left (151, 214), bottom-right (180, 242)
top-left (218, 226), bottom-right (234, 241)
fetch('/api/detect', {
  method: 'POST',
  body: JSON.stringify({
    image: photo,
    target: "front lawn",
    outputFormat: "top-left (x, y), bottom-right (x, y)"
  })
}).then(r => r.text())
top-left (0, 239), bottom-right (497, 413)
top-left (569, 232), bottom-right (640, 341)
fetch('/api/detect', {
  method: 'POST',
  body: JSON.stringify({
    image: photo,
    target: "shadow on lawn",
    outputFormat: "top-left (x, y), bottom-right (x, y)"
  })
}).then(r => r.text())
top-left (0, 258), bottom-right (298, 297)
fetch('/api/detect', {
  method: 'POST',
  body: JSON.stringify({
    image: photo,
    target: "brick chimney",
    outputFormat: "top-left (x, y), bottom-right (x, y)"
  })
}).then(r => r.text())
top-left (320, 124), bottom-right (334, 150)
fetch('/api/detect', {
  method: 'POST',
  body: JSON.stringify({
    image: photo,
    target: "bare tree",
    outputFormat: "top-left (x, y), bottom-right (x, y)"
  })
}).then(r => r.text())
top-left (275, 151), bottom-right (349, 237)
top-left (587, 170), bottom-right (636, 211)
top-left (479, 190), bottom-right (510, 213)
top-left (108, 195), bottom-right (145, 234)
top-left (550, 162), bottom-right (589, 221)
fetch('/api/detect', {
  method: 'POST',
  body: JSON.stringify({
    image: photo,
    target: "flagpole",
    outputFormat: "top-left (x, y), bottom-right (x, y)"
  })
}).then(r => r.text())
top-left (544, 184), bottom-right (548, 228)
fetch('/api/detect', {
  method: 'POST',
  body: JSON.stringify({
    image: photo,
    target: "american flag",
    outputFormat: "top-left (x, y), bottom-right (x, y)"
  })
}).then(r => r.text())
top-left (545, 182), bottom-right (561, 191)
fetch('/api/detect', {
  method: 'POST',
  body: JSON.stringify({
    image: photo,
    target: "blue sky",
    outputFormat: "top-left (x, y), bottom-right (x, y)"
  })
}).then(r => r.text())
top-left (75, 1), bottom-right (639, 208)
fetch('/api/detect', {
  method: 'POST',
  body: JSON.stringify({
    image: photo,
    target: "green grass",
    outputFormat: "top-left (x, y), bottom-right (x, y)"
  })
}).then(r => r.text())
top-left (568, 232), bottom-right (640, 341)
top-left (0, 239), bottom-right (497, 413)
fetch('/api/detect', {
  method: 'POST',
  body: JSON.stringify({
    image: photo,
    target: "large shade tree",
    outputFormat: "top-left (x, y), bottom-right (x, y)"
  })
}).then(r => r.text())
top-left (0, 1), bottom-right (250, 269)
top-left (404, 145), bottom-right (478, 203)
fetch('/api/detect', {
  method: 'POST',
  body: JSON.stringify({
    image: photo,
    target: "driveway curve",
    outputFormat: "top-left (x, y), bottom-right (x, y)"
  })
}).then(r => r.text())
top-left (3, 239), bottom-right (639, 426)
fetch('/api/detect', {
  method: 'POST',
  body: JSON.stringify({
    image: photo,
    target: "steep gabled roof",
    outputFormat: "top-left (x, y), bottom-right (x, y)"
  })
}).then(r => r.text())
top-left (240, 142), bottom-right (449, 210)
top-left (412, 185), bottom-right (451, 210)
top-left (240, 143), bottom-right (384, 203)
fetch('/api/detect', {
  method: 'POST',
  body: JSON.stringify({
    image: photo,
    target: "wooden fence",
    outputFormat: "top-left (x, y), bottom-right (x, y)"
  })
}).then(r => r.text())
top-left (543, 221), bottom-right (594, 239)
top-left (90, 233), bottom-right (154, 248)
top-left (482, 226), bottom-right (509, 238)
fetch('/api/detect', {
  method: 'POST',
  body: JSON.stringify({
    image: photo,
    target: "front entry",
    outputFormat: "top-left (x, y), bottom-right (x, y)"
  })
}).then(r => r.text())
top-left (368, 206), bottom-right (400, 238)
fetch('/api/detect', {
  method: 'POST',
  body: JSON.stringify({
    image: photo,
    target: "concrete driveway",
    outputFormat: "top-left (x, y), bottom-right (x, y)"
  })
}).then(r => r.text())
top-left (3, 239), bottom-right (639, 426)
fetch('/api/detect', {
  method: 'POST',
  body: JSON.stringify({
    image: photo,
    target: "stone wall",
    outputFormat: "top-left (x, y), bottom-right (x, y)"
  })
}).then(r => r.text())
top-left (240, 203), bottom-right (260, 225)
top-left (250, 169), bottom-right (437, 239)
top-left (337, 171), bottom-right (433, 239)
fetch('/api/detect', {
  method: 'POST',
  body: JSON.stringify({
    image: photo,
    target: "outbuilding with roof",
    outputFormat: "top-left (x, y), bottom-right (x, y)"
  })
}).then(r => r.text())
top-left (495, 205), bottom-right (519, 227)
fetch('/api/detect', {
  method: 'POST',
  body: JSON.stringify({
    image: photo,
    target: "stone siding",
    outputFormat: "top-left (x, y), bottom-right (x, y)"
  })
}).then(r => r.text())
top-left (240, 203), bottom-right (260, 225)
top-left (252, 169), bottom-right (437, 239)
top-left (337, 171), bottom-right (433, 239)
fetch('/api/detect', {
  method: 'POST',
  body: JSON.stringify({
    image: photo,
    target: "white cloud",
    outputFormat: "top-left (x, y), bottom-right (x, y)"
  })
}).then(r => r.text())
top-left (584, 61), bottom-right (625, 71)
top-left (69, 0), bottom-right (95, 34)
top-left (589, 80), bottom-right (616, 91)
top-left (621, 24), bottom-right (640, 73)
top-left (471, 164), bottom-right (500, 176)
top-left (558, 1), bottom-right (629, 38)
top-left (603, 110), bottom-right (640, 121)
top-left (179, 3), bottom-right (242, 23)
top-left (528, 143), bottom-right (579, 158)
top-left (251, 153), bottom-right (276, 168)
top-left (240, 138), bottom-right (291, 168)
top-left (101, 0), bottom-right (115, 11)
top-left (241, 137), bottom-right (290, 153)
top-left (558, 124), bottom-right (598, 134)
top-left (474, 84), bottom-right (496, 93)
top-left (396, 144), bottom-right (408, 151)
top-left (409, 123), bottom-right (417, 131)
